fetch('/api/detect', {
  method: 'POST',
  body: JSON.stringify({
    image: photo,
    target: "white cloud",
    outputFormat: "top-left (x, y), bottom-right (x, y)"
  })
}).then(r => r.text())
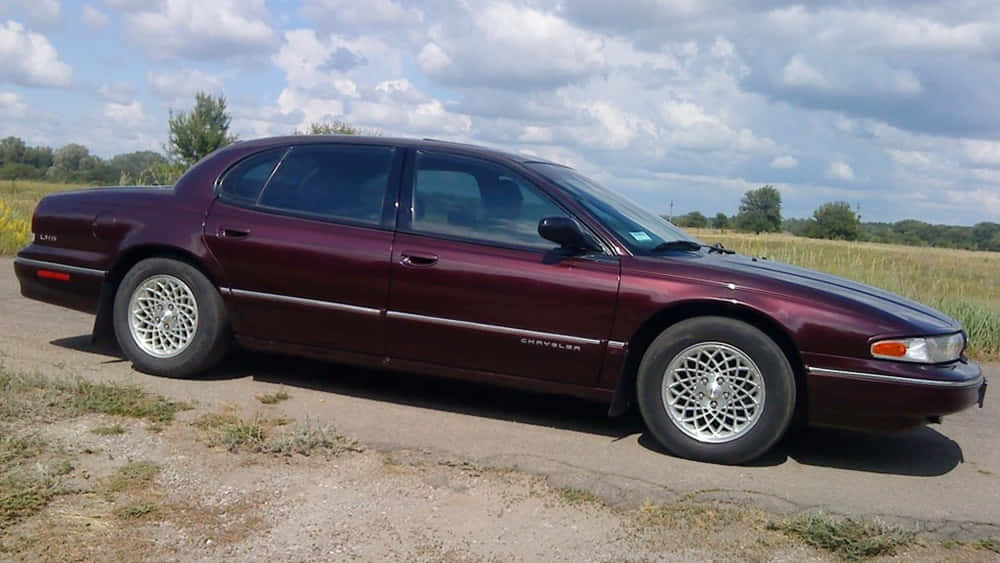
top-left (417, 3), bottom-right (606, 89)
top-left (147, 69), bottom-right (224, 101)
top-left (0, 91), bottom-right (27, 118)
top-left (0, 20), bottom-right (71, 87)
top-left (829, 160), bottom-right (855, 181)
top-left (887, 149), bottom-right (933, 169)
top-left (122, 0), bottom-right (274, 59)
top-left (770, 155), bottom-right (798, 169)
top-left (961, 140), bottom-right (1000, 167)
top-left (781, 55), bottom-right (829, 89)
top-left (81, 4), bottom-right (108, 28)
top-left (104, 99), bottom-right (145, 126)
top-left (301, 0), bottom-right (422, 29)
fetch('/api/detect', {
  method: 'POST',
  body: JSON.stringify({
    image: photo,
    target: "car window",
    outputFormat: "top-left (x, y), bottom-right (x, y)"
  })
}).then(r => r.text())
top-left (257, 145), bottom-right (395, 226)
top-left (410, 152), bottom-right (568, 250)
top-left (217, 149), bottom-right (284, 204)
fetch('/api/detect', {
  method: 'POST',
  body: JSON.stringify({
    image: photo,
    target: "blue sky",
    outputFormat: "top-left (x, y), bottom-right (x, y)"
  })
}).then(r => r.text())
top-left (1, 0), bottom-right (999, 225)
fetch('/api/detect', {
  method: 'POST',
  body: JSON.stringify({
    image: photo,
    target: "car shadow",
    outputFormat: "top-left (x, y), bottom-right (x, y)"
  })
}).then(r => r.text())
top-left (51, 335), bottom-right (964, 476)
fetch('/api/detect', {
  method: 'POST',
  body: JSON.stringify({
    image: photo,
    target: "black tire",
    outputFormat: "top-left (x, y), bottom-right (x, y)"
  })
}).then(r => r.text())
top-left (113, 258), bottom-right (230, 378)
top-left (636, 316), bottom-right (795, 465)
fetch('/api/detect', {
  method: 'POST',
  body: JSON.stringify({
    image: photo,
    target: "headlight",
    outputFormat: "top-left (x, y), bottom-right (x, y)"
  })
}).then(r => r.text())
top-left (870, 333), bottom-right (965, 363)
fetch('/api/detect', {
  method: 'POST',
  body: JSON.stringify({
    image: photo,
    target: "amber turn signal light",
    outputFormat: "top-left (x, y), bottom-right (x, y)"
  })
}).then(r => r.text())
top-left (871, 341), bottom-right (907, 358)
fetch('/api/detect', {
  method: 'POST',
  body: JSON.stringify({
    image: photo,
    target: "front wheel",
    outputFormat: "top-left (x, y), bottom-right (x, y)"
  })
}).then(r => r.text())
top-left (636, 316), bottom-right (796, 464)
top-left (113, 258), bottom-right (230, 378)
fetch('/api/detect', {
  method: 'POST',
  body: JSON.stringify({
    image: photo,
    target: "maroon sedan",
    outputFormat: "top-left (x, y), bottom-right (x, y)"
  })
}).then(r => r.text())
top-left (13, 136), bottom-right (986, 464)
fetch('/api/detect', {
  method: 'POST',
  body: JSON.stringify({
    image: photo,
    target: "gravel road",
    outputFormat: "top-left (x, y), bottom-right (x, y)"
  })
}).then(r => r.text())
top-left (2, 257), bottom-right (997, 539)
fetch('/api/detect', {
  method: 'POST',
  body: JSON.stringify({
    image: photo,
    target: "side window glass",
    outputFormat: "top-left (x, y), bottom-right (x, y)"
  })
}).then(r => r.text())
top-left (410, 152), bottom-right (569, 249)
top-left (217, 149), bottom-right (284, 204)
top-left (257, 145), bottom-right (394, 226)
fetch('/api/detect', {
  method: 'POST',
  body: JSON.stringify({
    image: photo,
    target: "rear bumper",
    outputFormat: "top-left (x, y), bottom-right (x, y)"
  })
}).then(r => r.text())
top-left (13, 257), bottom-right (106, 314)
top-left (804, 354), bottom-right (984, 432)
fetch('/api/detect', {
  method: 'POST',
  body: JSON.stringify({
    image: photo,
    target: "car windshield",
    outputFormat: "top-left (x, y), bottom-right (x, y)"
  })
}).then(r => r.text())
top-left (526, 163), bottom-right (700, 254)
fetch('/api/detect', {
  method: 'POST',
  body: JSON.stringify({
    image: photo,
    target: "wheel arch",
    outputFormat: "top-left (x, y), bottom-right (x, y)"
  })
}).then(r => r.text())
top-left (92, 245), bottom-right (221, 345)
top-left (608, 300), bottom-right (807, 421)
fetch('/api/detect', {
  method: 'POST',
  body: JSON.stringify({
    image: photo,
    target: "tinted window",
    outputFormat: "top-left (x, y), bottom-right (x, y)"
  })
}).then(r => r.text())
top-left (218, 149), bottom-right (284, 204)
top-left (410, 152), bottom-right (568, 250)
top-left (257, 145), bottom-right (395, 226)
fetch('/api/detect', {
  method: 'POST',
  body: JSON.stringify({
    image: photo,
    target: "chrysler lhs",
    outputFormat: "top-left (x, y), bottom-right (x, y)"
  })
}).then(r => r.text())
top-left (13, 136), bottom-right (987, 464)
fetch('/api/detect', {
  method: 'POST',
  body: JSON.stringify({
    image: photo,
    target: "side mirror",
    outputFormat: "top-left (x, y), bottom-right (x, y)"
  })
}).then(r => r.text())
top-left (538, 216), bottom-right (601, 252)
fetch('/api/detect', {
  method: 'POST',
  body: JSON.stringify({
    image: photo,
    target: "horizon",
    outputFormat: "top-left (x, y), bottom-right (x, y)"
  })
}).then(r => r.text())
top-left (2, 1), bottom-right (999, 226)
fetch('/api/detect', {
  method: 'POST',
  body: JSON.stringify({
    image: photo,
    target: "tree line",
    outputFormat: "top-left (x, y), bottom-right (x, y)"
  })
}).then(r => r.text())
top-left (671, 186), bottom-right (1000, 252)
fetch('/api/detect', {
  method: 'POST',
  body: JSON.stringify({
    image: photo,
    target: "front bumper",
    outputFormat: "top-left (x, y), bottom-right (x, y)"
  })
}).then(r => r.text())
top-left (803, 353), bottom-right (985, 432)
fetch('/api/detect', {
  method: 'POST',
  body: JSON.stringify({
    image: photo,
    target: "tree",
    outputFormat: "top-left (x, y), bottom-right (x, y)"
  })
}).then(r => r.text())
top-left (167, 92), bottom-right (236, 167)
top-left (298, 120), bottom-right (361, 135)
top-left (971, 222), bottom-right (1000, 251)
top-left (712, 213), bottom-right (730, 230)
top-left (806, 201), bottom-right (860, 240)
top-left (0, 136), bottom-right (27, 165)
top-left (673, 211), bottom-right (708, 228)
top-left (735, 185), bottom-right (782, 234)
top-left (109, 150), bottom-right (169, 179)
top-left (53, 143), bottom-right (93, 171)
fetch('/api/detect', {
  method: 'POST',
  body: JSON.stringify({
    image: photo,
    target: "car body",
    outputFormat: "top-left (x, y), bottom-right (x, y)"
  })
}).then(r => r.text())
top-left (13, 135), bottom-right (986, 464)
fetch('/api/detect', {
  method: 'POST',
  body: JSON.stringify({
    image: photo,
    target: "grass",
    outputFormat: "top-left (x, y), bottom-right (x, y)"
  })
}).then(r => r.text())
top-left (0, 367), bottom-right (187, 424)
top-left (256, 390), bottom-right (289, 405)
top-left (767, 513), bottom-right (914, 561)
top-left (978, 537), bottom-right (1000, 553)
top-left (105, 461), bottom-right (161, 493)
top-left (194, 411), bottom-right (359, 456)
top-left (0, 364), bottom-right (181, 531)
top-left (691, 229), bottom-right (1000, 360)
top-left (91, 424), bottom-right (127, 436)
top-left (114, 502), bottom-right (159, 520)
top-left (558, 487), bottom-right (602, 506)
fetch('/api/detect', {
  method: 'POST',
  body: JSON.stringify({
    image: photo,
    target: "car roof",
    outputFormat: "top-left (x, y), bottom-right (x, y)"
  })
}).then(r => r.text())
top-left (225, 135), bottom-right (566, 168)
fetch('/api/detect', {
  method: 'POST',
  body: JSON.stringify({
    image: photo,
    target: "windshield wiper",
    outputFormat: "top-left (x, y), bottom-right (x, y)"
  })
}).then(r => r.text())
top-left (650, 240), bottom-right (735, 254)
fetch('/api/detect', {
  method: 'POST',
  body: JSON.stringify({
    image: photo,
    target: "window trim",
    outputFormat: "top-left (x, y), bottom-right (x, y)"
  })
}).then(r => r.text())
top-left (398, 149), bottom-right (612, 256)
top-left (212, 143), bottom-right (404, 231)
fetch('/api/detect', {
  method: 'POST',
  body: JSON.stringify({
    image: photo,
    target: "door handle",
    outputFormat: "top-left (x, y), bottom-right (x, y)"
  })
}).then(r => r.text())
top-left (219, 226), bottom-right (250, 239)
top-left (400, 251), bottom-right (439, 267)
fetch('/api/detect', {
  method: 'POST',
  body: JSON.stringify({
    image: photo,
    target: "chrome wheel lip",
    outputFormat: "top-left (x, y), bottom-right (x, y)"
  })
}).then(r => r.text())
top-left (661, 342), bottom-right (766, 444)
top-left (127, 274), bottom-right (199, 359)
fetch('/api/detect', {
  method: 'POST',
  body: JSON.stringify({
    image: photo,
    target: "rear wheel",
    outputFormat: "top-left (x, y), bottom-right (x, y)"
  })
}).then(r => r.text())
top-left (113, 258), bottom-right (230, 378)
top-left (636, 316), bottom-right (795, 464)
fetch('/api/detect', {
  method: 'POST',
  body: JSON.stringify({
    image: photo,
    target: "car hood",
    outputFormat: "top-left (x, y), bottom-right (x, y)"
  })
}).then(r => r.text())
top-left (670, 253), bottom-right (960, 334)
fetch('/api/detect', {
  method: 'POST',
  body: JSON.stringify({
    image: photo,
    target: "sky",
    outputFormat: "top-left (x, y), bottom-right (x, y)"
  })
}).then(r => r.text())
top-left (1, 1), bottom-right (999, 225)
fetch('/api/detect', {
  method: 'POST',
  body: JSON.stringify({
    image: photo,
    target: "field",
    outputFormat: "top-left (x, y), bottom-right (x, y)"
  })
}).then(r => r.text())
top-left (0, 180), bottom-right (85, 254)
top-left (689, 228), bottom-right (1000, 360)
top-left (0, 183), bottom-right (996, 359)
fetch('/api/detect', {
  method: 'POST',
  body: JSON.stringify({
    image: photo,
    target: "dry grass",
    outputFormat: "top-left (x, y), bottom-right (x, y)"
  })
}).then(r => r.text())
top-left (194, 410), bottom-right (360, 456)
top-left (691, 229), bottom-right (1000, 360)
top-left (767, 513), bottom-right (914, 561)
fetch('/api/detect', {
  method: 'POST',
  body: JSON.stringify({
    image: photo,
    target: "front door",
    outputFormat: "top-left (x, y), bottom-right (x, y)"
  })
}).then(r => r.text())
top-left (204, 143), bottom-right (402, 355)
top-left (386, 150), bottom-right (620, 385)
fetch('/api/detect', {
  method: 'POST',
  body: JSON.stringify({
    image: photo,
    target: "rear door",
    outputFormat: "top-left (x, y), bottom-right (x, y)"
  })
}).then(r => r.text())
top-left (386, 150), bottom-right (620, 385)
top-left (204, 143), bottom-right (402, 355)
